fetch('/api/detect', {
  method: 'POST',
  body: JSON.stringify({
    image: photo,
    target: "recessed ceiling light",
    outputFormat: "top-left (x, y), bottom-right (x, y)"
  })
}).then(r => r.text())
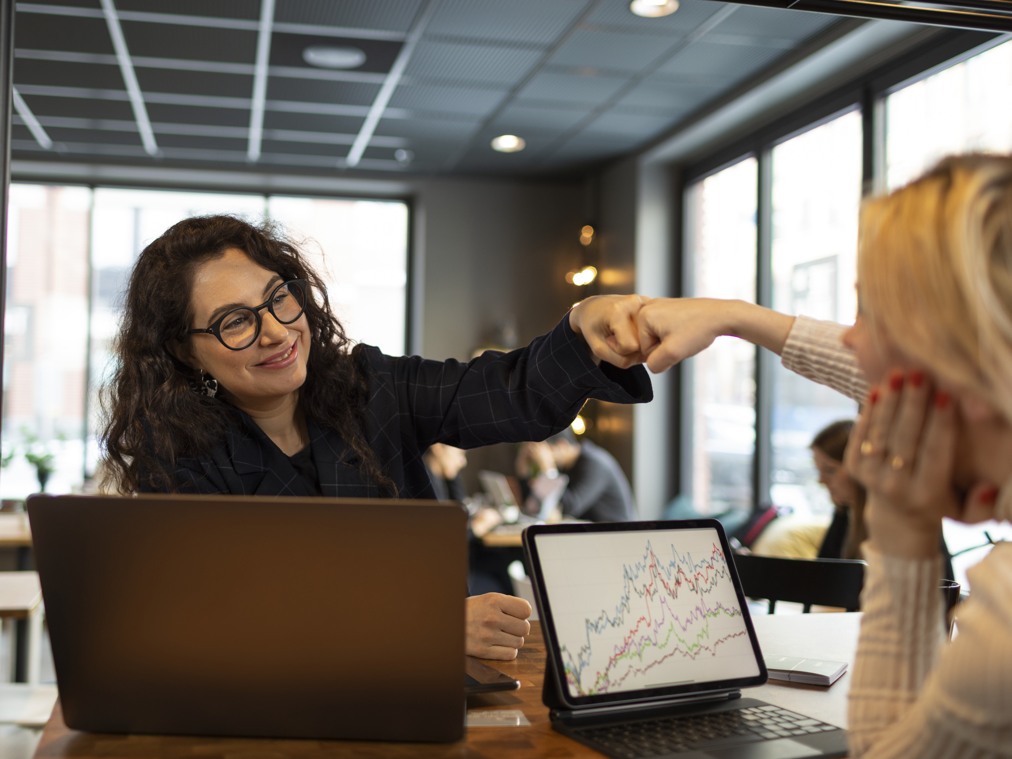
top-left (490, 134), bottom-right (526, 153)
top-left (302, 45), bottom-right (366, 69)
top-left (629, 0), bottom-right (679, 18)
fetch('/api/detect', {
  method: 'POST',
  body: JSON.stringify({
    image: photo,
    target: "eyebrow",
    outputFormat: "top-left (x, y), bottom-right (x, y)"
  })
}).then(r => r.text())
top-left (204, 275), bottom-right (284, 324)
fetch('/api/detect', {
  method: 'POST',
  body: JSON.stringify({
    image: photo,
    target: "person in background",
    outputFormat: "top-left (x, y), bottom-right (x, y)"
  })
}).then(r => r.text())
top-left (101, 214), bottom-right (653, 661)
top-left (423, 442), bottom-right (515, 596)
top-left (423, 442), bottom-right (468, 502)
top-left (810, 419), bottom-right (867, 560)
top-left (635, 153), bottom-right (1012, 756)
top-left (515, 427), bottom-right (637, 522)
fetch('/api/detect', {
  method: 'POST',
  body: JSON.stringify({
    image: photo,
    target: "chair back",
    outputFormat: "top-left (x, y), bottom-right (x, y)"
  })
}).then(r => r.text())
top-left (732, 553), bottom-right (866, 613)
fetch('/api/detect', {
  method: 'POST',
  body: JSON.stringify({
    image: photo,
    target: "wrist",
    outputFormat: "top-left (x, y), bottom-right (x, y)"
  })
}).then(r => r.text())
top-left (726, 300), bottom-right (793, 356)
top-left (866, 514), bottom-right (941, 560)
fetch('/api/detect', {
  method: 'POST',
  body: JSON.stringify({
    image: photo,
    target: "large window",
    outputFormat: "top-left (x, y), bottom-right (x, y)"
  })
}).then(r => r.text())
top-left (3, 187), bottom-right (409, 499)
top-left (683, 157), bottom-right (757, 515)
top-left (768, 111), bottom-right (862, 516)
top-left (885, 40), bottom-right (1012, 189)
top-left (681, 36), bottom-right (1012, 585)
top-left (881, 38), bottom-right (1012, 578)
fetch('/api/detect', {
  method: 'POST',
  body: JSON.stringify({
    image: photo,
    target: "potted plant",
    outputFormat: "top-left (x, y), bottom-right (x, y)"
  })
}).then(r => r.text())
top-left (1, 429), bottom-right (57, 493)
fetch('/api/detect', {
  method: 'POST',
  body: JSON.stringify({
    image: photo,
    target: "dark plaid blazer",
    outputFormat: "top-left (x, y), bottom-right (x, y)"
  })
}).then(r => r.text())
top-left (169, 317), bottom-right (652, 497)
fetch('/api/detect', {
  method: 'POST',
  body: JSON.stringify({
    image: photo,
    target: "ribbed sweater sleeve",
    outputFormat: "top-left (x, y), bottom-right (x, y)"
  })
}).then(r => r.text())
top-left (848, 544), bottom-right (1012, 757)
top-left (781, 316), bottom-right (867, 403)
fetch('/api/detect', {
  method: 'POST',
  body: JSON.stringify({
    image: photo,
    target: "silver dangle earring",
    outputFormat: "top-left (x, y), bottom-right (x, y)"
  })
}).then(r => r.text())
top-left (200, 371), bottom-right (218, 399)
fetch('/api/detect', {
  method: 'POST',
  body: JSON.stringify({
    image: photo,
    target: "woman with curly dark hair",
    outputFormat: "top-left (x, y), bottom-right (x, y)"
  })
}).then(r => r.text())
top-left (101, 213), bottom-right (652, 660)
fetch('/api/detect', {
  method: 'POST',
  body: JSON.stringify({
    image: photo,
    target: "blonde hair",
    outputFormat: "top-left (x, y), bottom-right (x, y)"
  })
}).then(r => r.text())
top-left (858, 153), bottom-right (1012, 421)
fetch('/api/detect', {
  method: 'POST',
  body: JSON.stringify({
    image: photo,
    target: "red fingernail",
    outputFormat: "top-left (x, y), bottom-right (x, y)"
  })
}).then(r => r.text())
top-left (980, 486), bottom-right (999, 505)
top-left (909, 370), bottom-right (925, 387)
top-left (934, 391), bottom-right (950, 409)
top-left (868, 388), bottom-right (880, 405)
top-left (889, 371), bottom-right (904, 391)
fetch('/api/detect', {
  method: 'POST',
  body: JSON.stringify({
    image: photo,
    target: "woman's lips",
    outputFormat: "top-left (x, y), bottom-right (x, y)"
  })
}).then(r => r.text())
top-left (257, 341), bottom-right (297, 368)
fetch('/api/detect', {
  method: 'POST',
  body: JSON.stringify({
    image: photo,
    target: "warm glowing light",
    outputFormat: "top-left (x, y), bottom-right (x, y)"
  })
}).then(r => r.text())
top-left (629, 0), bottom-right (679, 18)
top-left (570, 415), bottom-right (588, 435)
top-left (565, 265), bottom-right (598, 287)
top-left (580, 224), bottom-right (595, 246)
top-left (490, 134), bottom-right (526, 153)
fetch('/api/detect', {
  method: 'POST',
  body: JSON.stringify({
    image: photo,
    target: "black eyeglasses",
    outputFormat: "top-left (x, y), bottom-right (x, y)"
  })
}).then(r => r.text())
top-left (188, 280), bottom-right (308, 351)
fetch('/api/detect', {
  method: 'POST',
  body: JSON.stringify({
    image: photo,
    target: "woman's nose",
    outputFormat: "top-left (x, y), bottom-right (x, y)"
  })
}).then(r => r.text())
top-left (259, 311), bottom-right (289, 343)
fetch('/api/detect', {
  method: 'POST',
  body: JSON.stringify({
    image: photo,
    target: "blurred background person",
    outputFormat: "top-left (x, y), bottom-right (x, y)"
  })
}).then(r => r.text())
top-left (423, 442), bottom-right (514, 597)
top-left (515, 428), bottom-right (637, 523)
top-left (811, 419), bottom-right (867, 560)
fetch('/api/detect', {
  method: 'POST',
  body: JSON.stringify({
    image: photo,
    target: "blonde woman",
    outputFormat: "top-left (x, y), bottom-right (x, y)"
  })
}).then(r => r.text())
top-left (636, 154), bottom-right (1012, 756)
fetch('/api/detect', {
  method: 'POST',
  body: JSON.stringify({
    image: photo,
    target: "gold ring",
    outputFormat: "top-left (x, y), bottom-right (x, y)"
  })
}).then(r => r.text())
top-left (860, 440), bottom-right (876, 456)
top-left (890, 455), bottom-right (906, 471)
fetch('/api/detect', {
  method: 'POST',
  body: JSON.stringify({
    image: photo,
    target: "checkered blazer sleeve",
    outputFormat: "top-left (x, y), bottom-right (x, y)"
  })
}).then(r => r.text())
top-left (361, 315), bottom-right (652, 453)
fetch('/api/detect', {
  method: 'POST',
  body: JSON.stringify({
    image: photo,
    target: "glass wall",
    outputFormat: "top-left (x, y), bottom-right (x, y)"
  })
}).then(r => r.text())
top-left (881, 38), bottom-right (1012, 579)
top-left (885, 40), bottom-right (1012, 189)
top-left (768, 111), bottom-right (862, 516)
top-left (681, 37), bottom-right (1011, 583)
top-left (3, 187), bottom-right (409, 499)
top-left (683, 157), bottom-right (758, 515)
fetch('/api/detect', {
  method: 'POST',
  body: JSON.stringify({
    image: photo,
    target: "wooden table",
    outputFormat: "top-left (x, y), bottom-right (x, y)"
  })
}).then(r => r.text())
top-left (32, 613), bottom-right (858, 758)
top-left (0, 513), bottom-right (32, 551)
top-left (0, 513), bottom-right (36, 684)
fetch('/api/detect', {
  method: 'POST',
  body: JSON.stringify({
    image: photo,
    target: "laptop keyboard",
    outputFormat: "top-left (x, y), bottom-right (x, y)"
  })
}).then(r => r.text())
top-left (575, 703), bottom-right (840, 758)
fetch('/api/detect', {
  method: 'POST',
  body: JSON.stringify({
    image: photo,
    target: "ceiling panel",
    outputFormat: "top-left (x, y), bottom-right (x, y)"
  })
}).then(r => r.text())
top-left (147, 103), bottom-right (250, 128)
top-left (10, 0), bottom-right (926, 180)
top-left (545, 29), bottom-right (682, 74)
top-left (389, 82), bottom-right (509, 117)
top-left (15, 59), bottom-right (124, 91)
top-left (517, 70), bottom-right (631, 106)
top-left (138, 69), bottom-right (254, 99)
top-left (17, 93), bottom-right (137, 122)
top-left (426, 0), bottom-right (586, 46)
top-left (272, 0), bottom-right (424, 33)
top-left (119, 21), bottom-right (257, 64)
top-left (405, 40), bottom-right (544, 86)
top-left (15, 11), bottom-right (111, 55)
top-left (117, 0), bottom-right (262, 22)
top-left (264, 77), bottom-right (379, 106)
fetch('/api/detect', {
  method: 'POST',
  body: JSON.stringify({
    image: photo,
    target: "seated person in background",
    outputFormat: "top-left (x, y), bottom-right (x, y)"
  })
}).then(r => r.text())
top-left (423, 442), bottom-right (468, 502)
top-left (812, 419), bottom-right (956, 582)
top-left (516, 428), bottom-right (637, 522)
top-left (811, 419), bottom-right (867, 560)
top-left (635, 153), bottom-right (1012, 756)
top-left (101, 214), bottom-right (653, 661)
top-left (423, 443), bottom-right (514, 597)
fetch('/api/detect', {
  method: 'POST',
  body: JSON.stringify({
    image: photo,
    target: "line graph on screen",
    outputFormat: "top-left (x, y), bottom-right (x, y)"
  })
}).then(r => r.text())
top-left (537, 528), bottom-right (759, 697)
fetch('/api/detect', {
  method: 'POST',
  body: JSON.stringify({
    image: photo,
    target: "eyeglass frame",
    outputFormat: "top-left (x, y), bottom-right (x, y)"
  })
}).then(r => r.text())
top-left (187, 279), bottom-right (309, 351)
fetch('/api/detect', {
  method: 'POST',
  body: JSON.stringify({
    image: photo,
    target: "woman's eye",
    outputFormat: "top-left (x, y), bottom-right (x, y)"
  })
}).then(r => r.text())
top-left (221, 311), bottom-right (253, 333)
top-left (273, 290), bottom-right (290, 306)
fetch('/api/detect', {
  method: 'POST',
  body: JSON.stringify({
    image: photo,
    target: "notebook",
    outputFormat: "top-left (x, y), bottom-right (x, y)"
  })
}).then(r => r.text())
top-left (27, 493), bottom-right (469, 743)
top-left (522, 519), bottom-right (849, 759)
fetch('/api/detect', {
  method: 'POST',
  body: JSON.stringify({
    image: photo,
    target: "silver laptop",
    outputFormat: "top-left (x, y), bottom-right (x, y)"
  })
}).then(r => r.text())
top-left (27, 493), bottom-right (469, 742)
top-left (523, 519), bottom-right (849, 758)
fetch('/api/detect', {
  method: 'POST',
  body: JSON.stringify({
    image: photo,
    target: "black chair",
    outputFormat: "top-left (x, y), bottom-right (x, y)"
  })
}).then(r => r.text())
top-left (731, 553), bottom-right (866, 613)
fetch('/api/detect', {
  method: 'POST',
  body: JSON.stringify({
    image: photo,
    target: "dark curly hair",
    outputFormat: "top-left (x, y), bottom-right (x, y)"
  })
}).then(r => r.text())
top-left (100, 214), bottom-right (393, 494)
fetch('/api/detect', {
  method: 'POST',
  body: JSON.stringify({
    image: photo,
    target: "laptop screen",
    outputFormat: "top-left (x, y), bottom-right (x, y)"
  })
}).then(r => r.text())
top-left (524, 519), bottom-right (767, 710)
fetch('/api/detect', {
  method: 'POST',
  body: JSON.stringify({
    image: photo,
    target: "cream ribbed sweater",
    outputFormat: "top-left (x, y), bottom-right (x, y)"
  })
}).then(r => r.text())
top-left (783, 315), bottom-right (1012, 758)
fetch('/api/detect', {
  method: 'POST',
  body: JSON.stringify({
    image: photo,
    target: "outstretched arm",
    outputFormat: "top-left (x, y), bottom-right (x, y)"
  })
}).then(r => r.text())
top-left (634, 297), bottom-right (867, 402)
top-left (636, 298), bottom-right (794, 372)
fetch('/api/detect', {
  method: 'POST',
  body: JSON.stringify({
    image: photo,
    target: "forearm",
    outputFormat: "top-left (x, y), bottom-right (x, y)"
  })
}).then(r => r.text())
top-left (722, 300), bottom-right (795, 355)
top-left (781, 316), bottom-right (866, 402)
